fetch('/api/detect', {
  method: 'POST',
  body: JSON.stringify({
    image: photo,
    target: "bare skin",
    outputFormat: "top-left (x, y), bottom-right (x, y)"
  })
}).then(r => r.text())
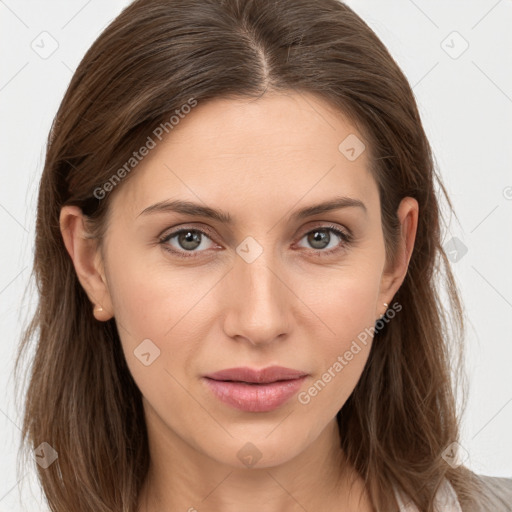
top-left (60, 91), bottom-right (418, 512)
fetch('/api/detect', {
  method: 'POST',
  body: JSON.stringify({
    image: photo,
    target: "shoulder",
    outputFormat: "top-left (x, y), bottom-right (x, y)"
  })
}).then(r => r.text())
top-left (395, 475), bottom-right (512, 512)
top-left (469, 474), bottom-right (512, 511)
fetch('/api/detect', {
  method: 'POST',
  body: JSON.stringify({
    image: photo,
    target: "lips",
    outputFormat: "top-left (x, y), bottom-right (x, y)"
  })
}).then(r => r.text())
top-left (203, 366), bottom-right (308, 412)
top-left (205, 366), bottom-right (308, 384)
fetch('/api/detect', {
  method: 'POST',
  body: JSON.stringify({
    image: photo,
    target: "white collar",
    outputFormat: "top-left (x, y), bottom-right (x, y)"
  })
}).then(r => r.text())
top-left (393, 478), bottom-right (463, 511)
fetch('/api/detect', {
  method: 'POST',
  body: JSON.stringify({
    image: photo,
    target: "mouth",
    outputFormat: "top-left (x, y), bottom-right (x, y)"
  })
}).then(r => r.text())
top-left (202, 366), bottom-right (309, 412)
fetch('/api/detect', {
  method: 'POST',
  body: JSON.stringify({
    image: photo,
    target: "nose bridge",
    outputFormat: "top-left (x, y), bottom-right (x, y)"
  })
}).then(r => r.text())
top-left (224, 240), bottom-right (291, 344)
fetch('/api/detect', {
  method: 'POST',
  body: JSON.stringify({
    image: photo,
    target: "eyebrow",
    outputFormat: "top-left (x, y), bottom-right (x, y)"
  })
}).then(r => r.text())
top-left (137, 196), bottom-right (367, 223)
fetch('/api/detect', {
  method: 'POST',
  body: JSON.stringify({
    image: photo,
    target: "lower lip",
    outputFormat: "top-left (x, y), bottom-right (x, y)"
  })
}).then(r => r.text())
top-left (203, 376), bottom-right (307, 412)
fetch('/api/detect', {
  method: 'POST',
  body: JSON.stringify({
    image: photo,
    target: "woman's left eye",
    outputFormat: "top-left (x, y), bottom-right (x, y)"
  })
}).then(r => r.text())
top-left (158, 225), bottom-right (352, 258)
top-left (296, 226), bottom-right (353, 254)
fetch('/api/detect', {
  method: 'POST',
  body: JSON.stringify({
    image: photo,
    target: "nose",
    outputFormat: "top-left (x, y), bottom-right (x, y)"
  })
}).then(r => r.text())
top-left (222, 250), bottom-right (293, 347)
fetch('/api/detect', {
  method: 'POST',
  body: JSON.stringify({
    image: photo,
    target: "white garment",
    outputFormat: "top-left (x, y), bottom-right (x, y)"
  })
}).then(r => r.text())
top-left (393, 478), bottom-right (463, 511)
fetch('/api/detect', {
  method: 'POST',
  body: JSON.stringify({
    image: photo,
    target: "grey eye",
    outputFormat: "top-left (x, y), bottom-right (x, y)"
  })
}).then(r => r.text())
top-left (298, 228), bottom-right (345, 251)
top-left (162, 229), bottom-right (215, 253)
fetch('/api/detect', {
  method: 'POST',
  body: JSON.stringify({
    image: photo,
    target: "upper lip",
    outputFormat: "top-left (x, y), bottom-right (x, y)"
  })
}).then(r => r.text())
top-left (204, 366), bottom-right (308, 384)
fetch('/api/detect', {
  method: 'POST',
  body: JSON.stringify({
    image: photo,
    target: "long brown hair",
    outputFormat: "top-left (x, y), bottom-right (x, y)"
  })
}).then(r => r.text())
top-left (14, 0), bottom-right (491, 510)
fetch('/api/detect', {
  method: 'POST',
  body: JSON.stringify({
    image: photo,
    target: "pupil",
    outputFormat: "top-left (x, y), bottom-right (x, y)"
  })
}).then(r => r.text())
top-left (309, 229), bottom-right (329, 249)
top-left (180, 231), bottom-right (200, 250)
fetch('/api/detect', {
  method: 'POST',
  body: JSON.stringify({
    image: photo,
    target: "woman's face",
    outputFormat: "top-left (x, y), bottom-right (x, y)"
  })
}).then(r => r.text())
top-left (80, 92), bottom-right (416, 469)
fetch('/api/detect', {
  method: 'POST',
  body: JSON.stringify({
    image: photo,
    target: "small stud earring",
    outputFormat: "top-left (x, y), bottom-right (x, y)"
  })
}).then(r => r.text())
top-left (377, 303), bottom-right (388, 321)
top-left (93, 304), bottom-right (112, 322)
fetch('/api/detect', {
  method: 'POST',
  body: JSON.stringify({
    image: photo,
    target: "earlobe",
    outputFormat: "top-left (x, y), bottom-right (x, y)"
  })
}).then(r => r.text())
top-left (59, 205), bottom-right (114, 321)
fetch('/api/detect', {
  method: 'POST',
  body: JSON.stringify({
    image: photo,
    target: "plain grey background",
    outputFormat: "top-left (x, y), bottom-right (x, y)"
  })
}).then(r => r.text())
top-left (1, 0), bottom-right (511, 510)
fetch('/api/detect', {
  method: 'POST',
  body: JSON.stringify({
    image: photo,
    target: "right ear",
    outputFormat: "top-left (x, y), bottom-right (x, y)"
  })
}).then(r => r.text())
top-left (59, 205), bottom-right (114, 322)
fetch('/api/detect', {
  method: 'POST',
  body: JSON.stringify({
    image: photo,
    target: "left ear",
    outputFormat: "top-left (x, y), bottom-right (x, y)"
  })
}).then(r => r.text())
top-left (376, 196), bottom-right (419, 319)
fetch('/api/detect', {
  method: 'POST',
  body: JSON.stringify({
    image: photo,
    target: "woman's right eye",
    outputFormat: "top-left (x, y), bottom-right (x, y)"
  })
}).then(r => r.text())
top-left (159, 228), bottom-right (217, 258)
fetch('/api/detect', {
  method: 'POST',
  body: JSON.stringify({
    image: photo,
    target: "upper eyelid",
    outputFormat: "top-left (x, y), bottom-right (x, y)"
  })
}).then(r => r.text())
top-left (159, 224), bottom-right (217, 242)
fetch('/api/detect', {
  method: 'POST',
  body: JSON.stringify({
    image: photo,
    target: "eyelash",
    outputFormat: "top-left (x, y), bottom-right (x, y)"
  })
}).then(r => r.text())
top-left (158, 224), bottom-right (353, 259)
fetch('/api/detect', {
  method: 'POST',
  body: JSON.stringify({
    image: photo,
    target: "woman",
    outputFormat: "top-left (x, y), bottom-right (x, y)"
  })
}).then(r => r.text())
top-left (15, 0), bottom-right (512, 510)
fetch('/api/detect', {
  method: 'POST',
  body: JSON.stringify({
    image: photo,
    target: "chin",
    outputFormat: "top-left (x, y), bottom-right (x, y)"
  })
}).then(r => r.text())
top-left (204, 430), bottom-right (309, 470)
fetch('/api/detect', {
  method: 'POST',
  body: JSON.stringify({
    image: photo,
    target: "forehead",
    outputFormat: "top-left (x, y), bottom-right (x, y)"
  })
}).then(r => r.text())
top-left (109, 91), bottom-right (378, 221)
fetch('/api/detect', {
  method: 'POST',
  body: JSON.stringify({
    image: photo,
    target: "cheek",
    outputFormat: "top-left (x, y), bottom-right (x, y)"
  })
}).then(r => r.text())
top-left (301, 265), bottom-right (381, 342)
top-left (298, 302), bottom-right (375, 420)
top-left (106, 245), bottom-right (209, 339)
top-left (107, 265), bottom-right (196, 421)
top-left (293, 267), bottom-right (380, 411)
top-left (105, 253), bottom-right (219, 380)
